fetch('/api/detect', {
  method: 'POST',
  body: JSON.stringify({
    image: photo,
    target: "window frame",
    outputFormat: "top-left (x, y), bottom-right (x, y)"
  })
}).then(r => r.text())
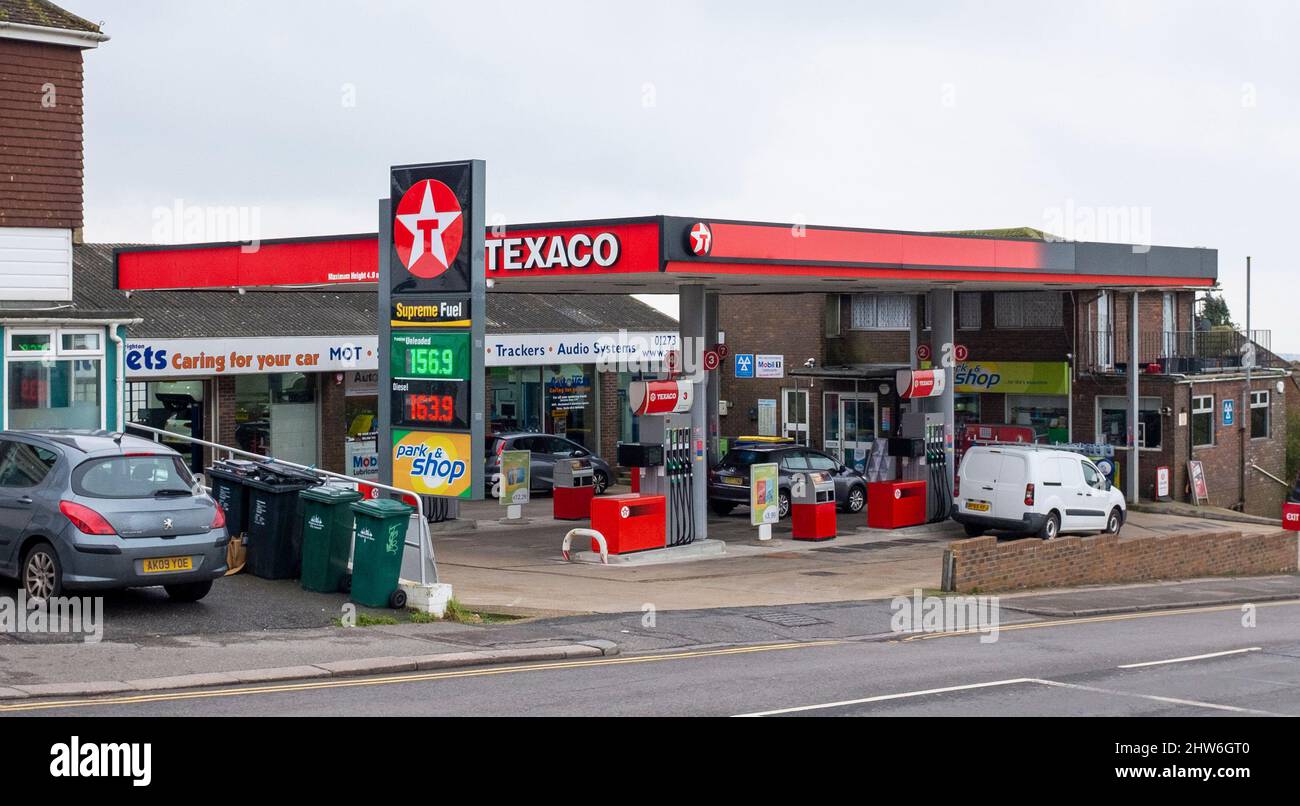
top-left (1095, 396), bottom-right (1164, 451)
top-left (958, 292), bottom-right (982, 330)
top-left (1250, 390), bottom-right (1270, 440)
top-left (4, 327), bottom-right (108, 432)
top-left (849, 294), bottom-right (913, 331)
top-left (994, 292), bottom-right (1063, 330)
top-left (1192, 394), bottom-right (1215, 448)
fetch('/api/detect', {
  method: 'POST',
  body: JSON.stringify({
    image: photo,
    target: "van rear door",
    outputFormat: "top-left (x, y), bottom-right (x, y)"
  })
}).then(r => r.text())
top-left (993, 452), bottom-right (1029, 518)
top-left (958, 449), bottom-right (1000, 515)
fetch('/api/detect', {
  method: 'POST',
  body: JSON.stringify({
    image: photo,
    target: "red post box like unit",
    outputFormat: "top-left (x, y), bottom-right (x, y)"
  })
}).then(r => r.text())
top-left (867, 480), bottom-right (927, 529)
top-left (590, 494), bottom-right (667, 554)
top-left (791, 471), bottom-right (837, 541)
top-left (552, 458), bottom-right (595, 521)
top-left (1283, 502), bottom-right (1300, 532)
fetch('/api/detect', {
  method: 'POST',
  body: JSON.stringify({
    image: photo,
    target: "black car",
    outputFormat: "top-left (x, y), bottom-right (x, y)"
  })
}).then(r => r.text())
top-left (708, 445), bottom-right (867, 518)
top-left (484, 433), bottom-right (613, 495)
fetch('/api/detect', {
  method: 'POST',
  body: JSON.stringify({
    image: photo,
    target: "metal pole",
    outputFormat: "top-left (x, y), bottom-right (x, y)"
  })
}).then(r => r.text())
top-left (1128, 291), bottom-right (1140, 502)
top-left (1241, 255), bottom-right (1251, 510)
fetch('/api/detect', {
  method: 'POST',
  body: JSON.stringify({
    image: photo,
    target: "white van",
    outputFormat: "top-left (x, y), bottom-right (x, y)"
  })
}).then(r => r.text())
top-left (953, 445), bottom-right (1126, 539)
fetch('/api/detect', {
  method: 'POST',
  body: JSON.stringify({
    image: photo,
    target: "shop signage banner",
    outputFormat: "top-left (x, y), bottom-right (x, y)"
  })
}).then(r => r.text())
top-left (390, 298), bottom-right (471, 328)
top-left (486, 331), bottom-right (678, 368)
top-left (391, 430), bottom-right (473, 499)
top-left (755, 354), bottom-right (784, 379)
top-left (499, 450), bottom-right (530, 506)
top-left (953, 361), bottom-right (1069, 396)
top-left (485, 221), bottom-right (661, 278)
top-left (124, 336), bottom-right (377, 378)
top-left (750, 462), bottom-right (780, 526)
top-left (345, 370), bottom-right (378, 396)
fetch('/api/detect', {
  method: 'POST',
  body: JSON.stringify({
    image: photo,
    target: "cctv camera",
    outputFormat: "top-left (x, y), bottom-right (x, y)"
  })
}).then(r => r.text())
top-left (804, 358), bottom-right (816, 368)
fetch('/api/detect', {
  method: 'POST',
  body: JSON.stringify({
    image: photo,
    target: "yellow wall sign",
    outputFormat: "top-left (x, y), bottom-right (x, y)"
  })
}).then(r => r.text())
top-left (954, 361), bottom-right (1069, 397)
top-left (392, 430), bottom-right (473, 499)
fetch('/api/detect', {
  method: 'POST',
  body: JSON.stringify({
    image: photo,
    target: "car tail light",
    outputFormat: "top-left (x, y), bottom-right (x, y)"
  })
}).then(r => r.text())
top-left (211, 506), bottom-right (227, 530)
top-left (1024, 483), bottom-right (1035, 506)
top-left (60, 501), bottom-right (117, 536)
top-left (496, 441), bottom-right (505, 457)
top-left (953, 473), bottom-right (960, 498)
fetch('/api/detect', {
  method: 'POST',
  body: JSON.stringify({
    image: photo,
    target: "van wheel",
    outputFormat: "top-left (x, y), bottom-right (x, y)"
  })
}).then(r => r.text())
top-left (22, 541), bottom-right (63, 603)
top-left (1106, 508), bottom-right (1124, 535)
top-left (1039, 512), bottom-right (1061, 540)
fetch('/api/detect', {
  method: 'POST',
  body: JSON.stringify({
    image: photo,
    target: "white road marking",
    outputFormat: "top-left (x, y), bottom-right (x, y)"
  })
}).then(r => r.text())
top-left (732, 678), bottom-right (1037, 717)
top-left (735, 674), bottom-right (1283, 717)
top-left (1117, 647), bottom-right (1262, 669)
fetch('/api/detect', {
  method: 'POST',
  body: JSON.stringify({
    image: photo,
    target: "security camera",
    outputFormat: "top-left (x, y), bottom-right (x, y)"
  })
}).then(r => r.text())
top-left (804, 358), bottom-right (816, 368)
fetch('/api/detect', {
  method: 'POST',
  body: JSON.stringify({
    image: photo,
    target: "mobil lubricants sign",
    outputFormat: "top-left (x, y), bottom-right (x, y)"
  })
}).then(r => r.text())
top-left (379, 160), bottom-right (486, 500)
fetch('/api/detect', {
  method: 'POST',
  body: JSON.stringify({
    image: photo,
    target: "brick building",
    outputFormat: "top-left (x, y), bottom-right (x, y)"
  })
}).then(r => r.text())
top-left (0, 1), bottom-right (136, 431)
top-left (719, 282), bottom-right (1288, 516)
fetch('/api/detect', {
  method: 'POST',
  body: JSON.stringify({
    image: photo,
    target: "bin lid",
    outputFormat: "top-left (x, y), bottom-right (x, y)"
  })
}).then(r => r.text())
top-left (301, 485), bottom-right (364, 504)
top-left (350, 498), bottom-right (415, 518)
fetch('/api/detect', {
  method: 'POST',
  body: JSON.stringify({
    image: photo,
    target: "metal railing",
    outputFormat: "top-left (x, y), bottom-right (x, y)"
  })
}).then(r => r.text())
top-left (1080, 329), bottom-right (1277, 374)
top-left (125, 422), bottom-right (439, 585)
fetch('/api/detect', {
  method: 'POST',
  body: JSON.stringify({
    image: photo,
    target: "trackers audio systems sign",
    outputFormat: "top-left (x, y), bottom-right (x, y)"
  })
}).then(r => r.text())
top-left (381, 160), bottom-right (486, 500)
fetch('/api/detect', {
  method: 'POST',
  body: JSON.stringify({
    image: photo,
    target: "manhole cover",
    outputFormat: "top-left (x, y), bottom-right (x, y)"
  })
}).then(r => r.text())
top-left (748, 611), bottom-right (831, 628)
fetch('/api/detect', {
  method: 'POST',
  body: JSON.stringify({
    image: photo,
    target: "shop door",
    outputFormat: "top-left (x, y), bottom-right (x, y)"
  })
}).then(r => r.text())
top-left (782, 389), bottom-right (809, 445)
top-left (837, 394), bottom-right (878, 472)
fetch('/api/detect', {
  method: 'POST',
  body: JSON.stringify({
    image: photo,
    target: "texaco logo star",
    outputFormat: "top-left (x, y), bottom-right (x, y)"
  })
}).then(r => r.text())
top-left (394, 179), bottom-right (463, 278)
top-left (688, 222), bottom-right (712, 256)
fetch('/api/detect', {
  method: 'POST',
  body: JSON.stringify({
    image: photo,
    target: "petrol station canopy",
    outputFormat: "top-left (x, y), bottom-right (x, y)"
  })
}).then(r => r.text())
top-left (114, 216), bottom-right (1217, 295)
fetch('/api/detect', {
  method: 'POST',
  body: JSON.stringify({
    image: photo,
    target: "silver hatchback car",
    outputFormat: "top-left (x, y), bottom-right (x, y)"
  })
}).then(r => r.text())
top-left (0, 430), bottom-right (229, 602)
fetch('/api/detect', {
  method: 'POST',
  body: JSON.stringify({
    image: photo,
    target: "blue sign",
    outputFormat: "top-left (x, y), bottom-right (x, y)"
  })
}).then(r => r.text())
top-left (1222, 399), bottom-right (1234, 426)
top-left (734, 353), bottom-right (755, 378)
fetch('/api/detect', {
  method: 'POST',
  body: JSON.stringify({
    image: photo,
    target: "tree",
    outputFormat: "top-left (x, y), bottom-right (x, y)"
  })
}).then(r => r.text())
top-left (1200, 291), bottom-right (1234, 328)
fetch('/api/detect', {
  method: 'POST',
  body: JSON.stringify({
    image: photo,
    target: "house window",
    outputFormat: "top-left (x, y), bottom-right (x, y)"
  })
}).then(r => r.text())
top-left (994, 292), bottom-right (1062, 329)
top-left (1192, 395), bottom-right (1214, 447)
top-left (1250, 390), bottom-right (1270, 439)
top-left (958, 292), bottom-right (981, 330)
top-left (850, 294), bottom-right (912, 330)
top-left (1097, 396), bottom-right (1163, 450)
top-left (6, 328), bottom-right (106, 431)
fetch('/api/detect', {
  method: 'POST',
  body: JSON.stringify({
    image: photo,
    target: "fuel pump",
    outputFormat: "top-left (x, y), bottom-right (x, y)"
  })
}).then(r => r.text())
top-left (625, 380), bottom-right (698, 548)
top-left (897, 411), bottom-right (951, 524)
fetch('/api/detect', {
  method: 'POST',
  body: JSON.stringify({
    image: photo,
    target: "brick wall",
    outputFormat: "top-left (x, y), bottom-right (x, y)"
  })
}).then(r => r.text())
top-left (216, 376), bottom-right (236, 452)
top-left (598, 370), bottom-right (620, 467)
top-left (719, 293), bottom-right (826, 444)
top-left (946, 529), bottom-right (1298, 593)
top-left (0, 38), bottom-right (85, 230)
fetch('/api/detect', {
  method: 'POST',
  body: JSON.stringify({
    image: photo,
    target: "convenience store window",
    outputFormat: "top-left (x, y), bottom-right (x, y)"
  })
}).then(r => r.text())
top-left (1097, 396), bottom-right (1163, 450)
top-left (6, 328), bottom-right (105, 430)
top-left (1007, 394), bottom-right (1068, 443)
top-left (544, 364), bottom-right (596, 449)
top-left (233, 372), bottom-right (318, 465)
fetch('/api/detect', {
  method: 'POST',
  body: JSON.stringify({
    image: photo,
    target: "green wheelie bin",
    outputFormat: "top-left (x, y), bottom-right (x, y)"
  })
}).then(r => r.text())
top-left (300, 485), bottom-right (363, 593)
top-left (349, 497), bottom-right (415, 608)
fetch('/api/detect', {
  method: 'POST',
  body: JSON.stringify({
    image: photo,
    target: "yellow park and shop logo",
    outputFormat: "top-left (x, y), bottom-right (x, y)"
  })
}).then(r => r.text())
top-left (392, 430), bottom-right (472, 499)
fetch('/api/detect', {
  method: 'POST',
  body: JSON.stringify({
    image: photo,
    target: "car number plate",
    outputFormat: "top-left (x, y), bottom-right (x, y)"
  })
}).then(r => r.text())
top-left (143, 556), bottom-right (193, 574)
top-left (965, 500), bottom-right (990, 512)
top-left (724, 477), bottom-right (745, 486)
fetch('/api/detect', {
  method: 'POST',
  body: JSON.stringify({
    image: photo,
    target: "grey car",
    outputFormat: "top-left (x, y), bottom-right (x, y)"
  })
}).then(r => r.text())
top-left (484, 433), bottom-right (613, 495)
top-left (0, 430), bottom-right (228, 603)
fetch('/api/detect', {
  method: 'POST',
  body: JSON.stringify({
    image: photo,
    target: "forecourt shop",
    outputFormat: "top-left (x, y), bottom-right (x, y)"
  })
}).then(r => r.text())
top-left (112, 214), bottom-right (1214, 529)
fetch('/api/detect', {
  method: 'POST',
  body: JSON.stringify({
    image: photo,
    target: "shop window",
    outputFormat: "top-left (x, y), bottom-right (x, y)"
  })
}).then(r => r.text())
top-left (958, 293), bottom-right (982, 330)
top-left (6, 328), bottom-right (105, 430)
top-left (1192, 395), bottom-right (1214, 447)
top-left (233, 372), bottom-right (317, 465)
top-left (825, 295), bottom-right (842, 337)
top-left (1008, 394), bottom-right (1069, 443)
top-left (994, 292), bottom-right (1062, 329)
top-left (1250, 390), bottom-right (1270, 439)
top-left (955, 393), bottom-right (980, 432)
top-left (127, 380), bottom-right (206, 474)
top-left (344, 370), bottom-right (379, 483)
top-left (545, 365), bottom-right (595, 449)
top-left (1097, 396), bottom-right (1163, 450)
top-left (850, 294), bottom-right (912, 331)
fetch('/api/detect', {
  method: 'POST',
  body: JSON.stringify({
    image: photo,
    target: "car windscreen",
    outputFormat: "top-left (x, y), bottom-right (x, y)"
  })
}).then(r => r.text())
top-left (73, 454), bottom-right (195, 499)
top-left (719, 450), bottom-right (768, 468)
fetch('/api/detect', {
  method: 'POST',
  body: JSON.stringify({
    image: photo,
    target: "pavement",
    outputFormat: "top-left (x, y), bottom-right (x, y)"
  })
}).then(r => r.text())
top-left (8, 592), bottom-right (1300, 716)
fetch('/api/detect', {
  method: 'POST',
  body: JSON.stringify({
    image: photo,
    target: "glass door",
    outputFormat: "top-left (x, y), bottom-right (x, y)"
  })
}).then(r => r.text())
top-left (838, 393), bottom-right (878, 473)
top-left (782, 388), bottom-right (809, 445)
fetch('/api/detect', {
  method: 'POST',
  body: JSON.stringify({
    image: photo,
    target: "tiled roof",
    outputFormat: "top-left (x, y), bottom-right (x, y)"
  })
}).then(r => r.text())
top-left (0, 0), bottom-right (100, 33)
top-left (74, 243), bottom-right (678, 339)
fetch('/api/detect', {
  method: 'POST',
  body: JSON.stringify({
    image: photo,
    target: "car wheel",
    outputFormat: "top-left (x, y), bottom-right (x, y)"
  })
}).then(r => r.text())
top-left (1039, 511), bottom-right (1061, 540)
top-left (778, 490), bottom-right (791, 519)
top-left (1106, 507), bottom-right (1123, 535)
top-left (710, 501), bottom-right (736, 516)
top-left (592, 470), bottom-right (609, 495)
top-left (22, 541), bottom-right (62, 603)
top-left (165, 580), bottom-right (213, 602)
top-left (964, 524), bottom-right (985, 537)
top-left (844, 485), bottom-right (866, 514)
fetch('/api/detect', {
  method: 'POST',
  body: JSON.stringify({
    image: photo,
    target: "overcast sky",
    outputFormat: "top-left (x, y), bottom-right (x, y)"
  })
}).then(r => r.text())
top-left (71, 1), bottom-right (1300, 351)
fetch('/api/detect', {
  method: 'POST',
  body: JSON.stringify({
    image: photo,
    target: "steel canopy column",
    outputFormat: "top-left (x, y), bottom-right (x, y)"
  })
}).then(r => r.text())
top-left (1128, 291), bottom-right (1140, 503)
top-left (705, 290), bottom-right (721, 466)
top-left (680, 285), bottom-right (709, 541)
top-left (931, 289), bottom-right (957, 489)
